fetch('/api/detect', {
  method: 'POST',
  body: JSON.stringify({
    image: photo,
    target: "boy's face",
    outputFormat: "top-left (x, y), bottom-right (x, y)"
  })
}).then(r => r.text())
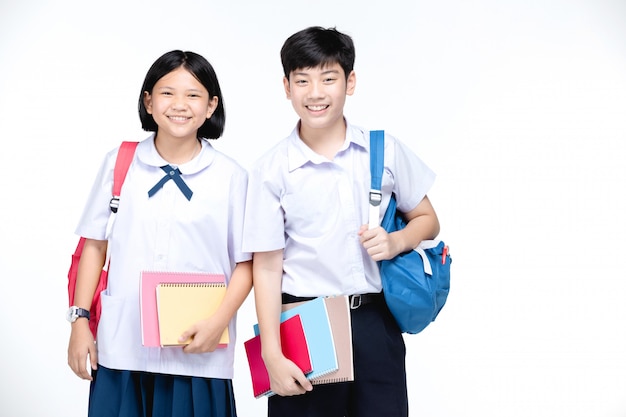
top-left (283, 62), bottom-right (356, 134)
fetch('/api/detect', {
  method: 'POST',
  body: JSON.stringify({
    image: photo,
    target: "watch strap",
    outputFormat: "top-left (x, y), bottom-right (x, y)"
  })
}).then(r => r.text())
top-left (75, 307), bottom-right (90, 320)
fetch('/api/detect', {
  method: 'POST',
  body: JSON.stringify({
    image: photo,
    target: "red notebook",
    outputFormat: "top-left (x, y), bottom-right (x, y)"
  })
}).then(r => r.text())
top-left (244, 314), bottom-right (312, 398)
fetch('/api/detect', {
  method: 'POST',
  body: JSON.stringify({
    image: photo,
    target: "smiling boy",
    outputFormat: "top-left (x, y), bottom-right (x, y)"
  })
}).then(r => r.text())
top-left (243, 26), bottom-right (440, 417)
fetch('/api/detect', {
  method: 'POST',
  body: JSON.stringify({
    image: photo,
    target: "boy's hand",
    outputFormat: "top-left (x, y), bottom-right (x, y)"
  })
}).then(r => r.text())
top-left (67, 320), bottom-right (97, 380)
top-left (359, 224), bottom-right (401, 261)
top-left (266, 354), bottom-right (313, 396)
top-left (180, 318), bottom-right (226, 353)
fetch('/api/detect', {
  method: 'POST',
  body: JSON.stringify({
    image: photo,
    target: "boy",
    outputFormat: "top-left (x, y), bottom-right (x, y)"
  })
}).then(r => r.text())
top-left (243, 26), bottom-right (440, 417)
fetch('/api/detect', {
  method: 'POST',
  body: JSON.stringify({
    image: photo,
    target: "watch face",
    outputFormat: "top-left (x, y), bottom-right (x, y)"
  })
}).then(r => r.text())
top-left (67, 307), bottom-right (90, 322)
top-left (66, 307), bottom-right (77, 322)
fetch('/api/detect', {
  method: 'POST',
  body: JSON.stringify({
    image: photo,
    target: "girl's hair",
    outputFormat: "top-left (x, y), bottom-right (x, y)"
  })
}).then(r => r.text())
top-left (138, 50), bottom-right (226, 139)
top-left (280, 26), bottom-right (355, 81)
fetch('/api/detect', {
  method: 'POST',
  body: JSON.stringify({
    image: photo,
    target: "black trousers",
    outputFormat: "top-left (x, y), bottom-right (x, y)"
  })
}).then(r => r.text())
top-left (268, 295), bottom-right (408, 417)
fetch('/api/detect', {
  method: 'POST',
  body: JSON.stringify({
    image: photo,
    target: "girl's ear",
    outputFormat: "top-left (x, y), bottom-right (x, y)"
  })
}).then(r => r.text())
top-left (283, 76), bottom-right (291, 99)
top-left (206, 96), bottom-right (219, 119)
top-left (143, 91), bottom-right (153, 114)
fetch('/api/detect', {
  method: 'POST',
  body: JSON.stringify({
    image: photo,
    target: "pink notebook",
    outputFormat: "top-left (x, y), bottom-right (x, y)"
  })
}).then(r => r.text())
top-left (244, 314), bottom-right (312, 398)
top-left (140, 271), bottom-right (225, 347)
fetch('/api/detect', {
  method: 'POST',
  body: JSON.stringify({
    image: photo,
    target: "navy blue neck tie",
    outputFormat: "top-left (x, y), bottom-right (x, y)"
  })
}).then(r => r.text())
top-left (148, 165), bottom-right (193, 201)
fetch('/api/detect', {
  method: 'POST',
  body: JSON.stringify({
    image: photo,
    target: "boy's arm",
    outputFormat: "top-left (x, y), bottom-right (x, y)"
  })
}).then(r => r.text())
top-left (360, 195), bottom-right (440, 261)
top-left (253, 250), bottom-right (313, 396)
top-left (67, 238), bottom-right (107, 381)
top-left (181, 260), bottom-right (253, 353)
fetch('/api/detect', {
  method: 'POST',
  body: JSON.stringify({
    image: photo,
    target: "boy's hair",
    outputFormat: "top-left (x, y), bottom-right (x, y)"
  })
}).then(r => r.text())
top-left (138, 50), bottom-right (226, 139)
top-left (280, 26), bottom-right (355, 81)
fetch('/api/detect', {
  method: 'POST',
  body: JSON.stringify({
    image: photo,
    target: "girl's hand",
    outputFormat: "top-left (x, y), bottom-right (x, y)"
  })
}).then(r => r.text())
top-left (358, 224), bottom-right (401, 261)
top-left (265, 353), bottom-right (312, 396)
top-left (67, 320), bottom-right (97, 380)
top-left (180, 318), bottom-right (227, 354)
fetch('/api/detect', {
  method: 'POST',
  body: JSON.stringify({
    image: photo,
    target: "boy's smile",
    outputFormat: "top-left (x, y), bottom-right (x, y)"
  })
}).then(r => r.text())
top-left (306, 104), bottom-right (330, 112)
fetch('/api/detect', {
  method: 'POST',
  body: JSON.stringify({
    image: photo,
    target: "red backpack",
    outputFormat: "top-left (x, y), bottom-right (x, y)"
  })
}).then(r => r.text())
top-left (67, 141), bottom-right (138, 338)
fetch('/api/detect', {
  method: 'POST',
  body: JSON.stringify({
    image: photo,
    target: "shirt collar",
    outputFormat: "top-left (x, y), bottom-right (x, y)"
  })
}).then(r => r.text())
top-left (286, 120), bottom-right (368, 172)
top-left (136, 134), bottom-right (217, 175)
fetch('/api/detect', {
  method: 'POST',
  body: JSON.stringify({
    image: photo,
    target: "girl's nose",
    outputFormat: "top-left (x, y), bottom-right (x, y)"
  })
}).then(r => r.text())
top-left (171, 98), bottom-right (187, 110)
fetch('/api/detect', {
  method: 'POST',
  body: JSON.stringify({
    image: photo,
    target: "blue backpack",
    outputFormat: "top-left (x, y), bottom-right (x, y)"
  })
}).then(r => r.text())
top-left (369, 130), bottom-right (451, 334)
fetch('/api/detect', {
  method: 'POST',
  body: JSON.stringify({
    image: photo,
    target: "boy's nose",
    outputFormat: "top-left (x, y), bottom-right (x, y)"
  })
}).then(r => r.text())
top-left (308, 82), bottom-right (323, 98)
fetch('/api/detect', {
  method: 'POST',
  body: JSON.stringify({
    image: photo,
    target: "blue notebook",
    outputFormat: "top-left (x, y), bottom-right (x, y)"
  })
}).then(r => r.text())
top-left (253, 296), bottom-right (338, 382)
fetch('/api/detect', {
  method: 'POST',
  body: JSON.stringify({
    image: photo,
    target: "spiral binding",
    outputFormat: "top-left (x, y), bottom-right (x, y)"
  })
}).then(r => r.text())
top-left (159, 282), bottom-right (225, 288)
top-left (312, 376), bottom-right (351, 385)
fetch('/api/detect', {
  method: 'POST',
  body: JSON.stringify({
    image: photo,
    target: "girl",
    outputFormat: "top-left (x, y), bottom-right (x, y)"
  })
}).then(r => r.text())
top-left (67, 50), bottom-right (251, 417)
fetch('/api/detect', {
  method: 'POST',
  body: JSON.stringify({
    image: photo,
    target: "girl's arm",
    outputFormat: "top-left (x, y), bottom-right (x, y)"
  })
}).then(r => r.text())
top-left (181, 260), bottom-right (253, 353)
top-left (359, 195), bottom-right (440, 261)
top-left (253, 250), bottom-right (312, 396)
top-left (67, 238), bottom-right (107, 381)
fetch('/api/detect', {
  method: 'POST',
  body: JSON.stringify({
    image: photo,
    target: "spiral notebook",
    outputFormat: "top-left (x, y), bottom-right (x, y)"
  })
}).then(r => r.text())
top-left (244, 314), bottom-right (312, 398)
top-left (140, 271), bottom-right (226, 347)
top-left (253, 296), bottom-right (339, 384)
top-left (156, 282), bottom-right (228, 347)
top-left (283, 295), bottom-right (354, 385)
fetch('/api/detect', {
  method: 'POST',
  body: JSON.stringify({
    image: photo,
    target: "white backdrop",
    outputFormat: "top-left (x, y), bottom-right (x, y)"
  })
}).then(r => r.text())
top-left (1, 1), bottom-right (625, 416)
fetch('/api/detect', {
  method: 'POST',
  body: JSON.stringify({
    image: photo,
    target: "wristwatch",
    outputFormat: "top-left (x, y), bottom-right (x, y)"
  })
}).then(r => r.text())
top-left (66, 306), bottom-right (90, 323)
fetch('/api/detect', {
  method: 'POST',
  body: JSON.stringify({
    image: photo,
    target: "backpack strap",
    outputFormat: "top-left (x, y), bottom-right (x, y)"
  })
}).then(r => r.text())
top-left (369, 130), bottom-right (385, 228)
top-left (109, 141), bottom-right (139, 213)
top-left (103, 141), bottom-right (138, 270)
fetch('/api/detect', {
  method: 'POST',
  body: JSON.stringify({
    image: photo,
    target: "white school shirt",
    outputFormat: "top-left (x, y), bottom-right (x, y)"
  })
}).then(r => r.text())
top-left (242, 121), bottom-right (435, 297)
top-left (75, 135), bottom-right (251, 379)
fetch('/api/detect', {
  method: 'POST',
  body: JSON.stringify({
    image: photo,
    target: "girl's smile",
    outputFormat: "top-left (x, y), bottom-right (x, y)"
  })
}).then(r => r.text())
top-left (168, 115), bottom-right (192, 123)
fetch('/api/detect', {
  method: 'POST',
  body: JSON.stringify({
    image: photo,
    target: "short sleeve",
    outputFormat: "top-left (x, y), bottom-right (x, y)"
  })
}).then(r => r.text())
top-left (242, 162), bottom-right (287, 253)
top-left (227, 166), bottom-right (252, 263)
top-left (387, 135), bottom-right (436, 213)
top-left (74, 147), bottom-right (118, 240)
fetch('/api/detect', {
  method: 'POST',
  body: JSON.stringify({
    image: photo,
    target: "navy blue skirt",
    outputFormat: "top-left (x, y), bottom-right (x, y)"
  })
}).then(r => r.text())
top-left (88, 365), bottom-right (237, 417)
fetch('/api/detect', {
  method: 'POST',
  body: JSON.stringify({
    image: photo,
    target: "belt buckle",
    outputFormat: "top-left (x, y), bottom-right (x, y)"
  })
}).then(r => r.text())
top-left (350, 294), bottom-right (362, 309)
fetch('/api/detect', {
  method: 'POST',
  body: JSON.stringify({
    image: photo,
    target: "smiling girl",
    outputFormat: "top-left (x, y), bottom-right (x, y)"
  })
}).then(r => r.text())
top-left (67, 50), bottom-right (251, 417)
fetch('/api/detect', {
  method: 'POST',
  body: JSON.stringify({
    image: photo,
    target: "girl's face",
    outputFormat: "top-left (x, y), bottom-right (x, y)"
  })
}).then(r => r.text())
top-left (143, 67), bottom-right (218, 142)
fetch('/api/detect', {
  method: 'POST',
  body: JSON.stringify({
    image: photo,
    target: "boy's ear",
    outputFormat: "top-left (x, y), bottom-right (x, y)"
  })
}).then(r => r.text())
top-left (143, 91), bottom-right (153, 114)
top-left (346, 70), bottom-right (356, 96)
top-left (283, 76), bottom-right (291, 99)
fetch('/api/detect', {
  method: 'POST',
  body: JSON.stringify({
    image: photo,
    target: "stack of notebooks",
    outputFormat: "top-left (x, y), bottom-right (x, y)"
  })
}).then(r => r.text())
top-left (140, 271), bottom-right (229, 347)
top-left (244, 295), bottom-right (354, 398)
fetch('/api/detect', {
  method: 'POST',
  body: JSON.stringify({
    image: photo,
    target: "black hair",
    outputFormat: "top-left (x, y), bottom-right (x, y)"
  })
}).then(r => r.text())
top-left (138, 50), bottom-right (225, 139)
top-left (280, 26), bottom-right (355, 81)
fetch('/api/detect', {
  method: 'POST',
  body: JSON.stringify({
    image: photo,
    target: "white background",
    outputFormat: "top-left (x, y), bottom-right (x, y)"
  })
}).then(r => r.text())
top-left (1, 0), bottom-right (625, 416)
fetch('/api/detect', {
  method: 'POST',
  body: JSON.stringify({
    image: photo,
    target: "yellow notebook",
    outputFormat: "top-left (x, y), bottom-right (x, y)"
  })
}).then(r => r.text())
top-left (156, 282), bottom-right (229, 347)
